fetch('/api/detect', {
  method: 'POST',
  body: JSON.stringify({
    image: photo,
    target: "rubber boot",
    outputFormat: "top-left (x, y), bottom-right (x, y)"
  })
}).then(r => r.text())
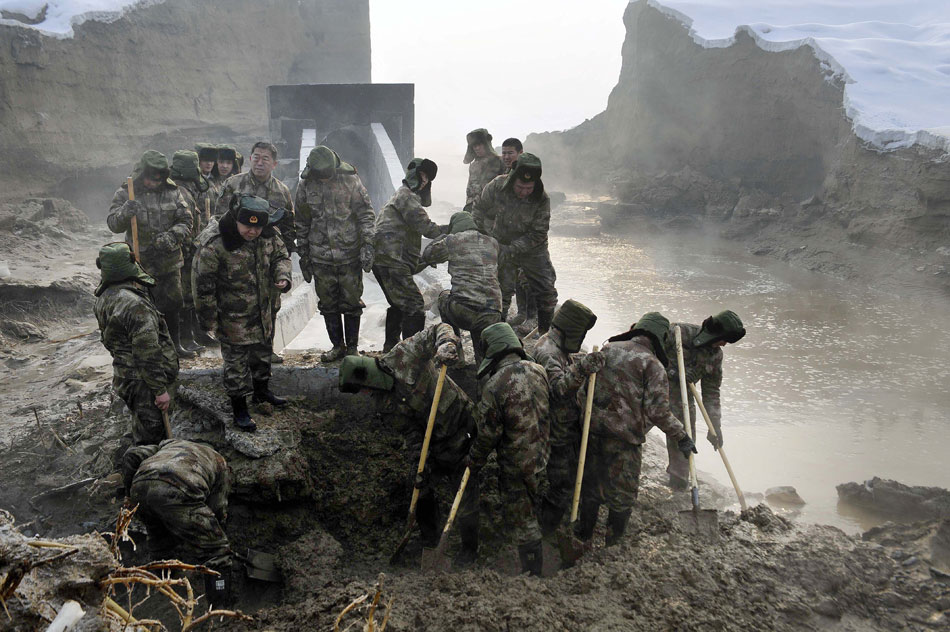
top-left (383, 307), bottom-right (403, 352)
top-left (192, 310), bottom-right (217, 346)
top-left (574, 502), bottom-right (600, 542)
top-left (252, 379), bottom-right (288, 407)
top-left (454, 517), bottom-right (479, 567)
top-left (537, 308), bottom-right (554, 336)
top-left (167, 311), bottom-right (196, 359)
top-left (203, 567), bottom-right (231, 608)
top-left (320, 313), bottom-right (346, 362)
top-left (343, 314), bottom-right (361, 356)
top-left (526, 287), bottom-right (538, 321)
top-left (605, 509), bottom-right (632, 547)
top-left (230, 396), bottom-right (256, 432)
top-left (509, 282), bottom-right (528, 326)
top-left (517, 539), bottom-right (543, 576)
top-left (416, 492), bottom-right (440, 548)
top-left (539, 497), bottom-right (566, 537)
top-left (179, 308), bottom-right (203, 352)
top-left (401, 312), bottom-right (426, 340)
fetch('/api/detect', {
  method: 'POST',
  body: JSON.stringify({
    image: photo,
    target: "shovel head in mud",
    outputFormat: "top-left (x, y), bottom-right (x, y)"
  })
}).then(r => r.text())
top-left (244, 548), bottom-right (281, 583)
top-left (556, 525), bottom-right (591, 567)
top-left (420, 538), bottom-right (452, 573)
top-left (677, 508), bottom-right (720, 542)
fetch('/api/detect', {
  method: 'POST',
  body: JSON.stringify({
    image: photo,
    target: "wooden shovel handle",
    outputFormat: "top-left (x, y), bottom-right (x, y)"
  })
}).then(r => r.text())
top-left (440, 467), bottom-right (471, 537)
top-left (204, 196), bottom-right (211, 224)
top-left (407, 364), bottom-right (448, 519)
top-left (674, 326), bottom-right (699, 492)
top-left (688, 382), bottom-right (746, 510)
top-left (127, 176), bottom-right (140, 261)
top-left (571, 346), bottom-right (598, 522)
top-left (162, 409), bottom-right (173, 440)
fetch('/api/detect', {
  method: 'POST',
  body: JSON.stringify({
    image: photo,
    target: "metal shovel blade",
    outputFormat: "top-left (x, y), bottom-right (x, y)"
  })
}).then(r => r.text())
top-left (420, 537), bottom-right (452, 573)
top-left (244, 548), bottom-right (281, 583)
top-left (556, 524), bottom-right (590, 567)
top-left (677, 508), bottom-right (720, 542)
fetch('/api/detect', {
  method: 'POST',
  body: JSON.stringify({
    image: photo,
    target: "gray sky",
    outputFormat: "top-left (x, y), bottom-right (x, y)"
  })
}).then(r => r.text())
top-left (370, 0), bottom-right (630, 204)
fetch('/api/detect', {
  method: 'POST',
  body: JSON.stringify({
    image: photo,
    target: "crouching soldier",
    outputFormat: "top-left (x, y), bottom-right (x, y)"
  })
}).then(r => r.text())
top-left (533, 299), bottom-right (604, 534)
top-left (122, 440), bottom-right (233, 604)
top-left (94, 242), bottom-right (178, 445)
top-left (463, 322), bottom-right (550, 575)
top-left (422, 211), bottom-right (503, 363)
top-left (575, 313), bottom-right (697, 547)
top-left (664, 310), bottom-right (746, 489)
top-left (339, 324), bottom-right (479, 564)
top-left (193, 195), bottom-right (292, 432)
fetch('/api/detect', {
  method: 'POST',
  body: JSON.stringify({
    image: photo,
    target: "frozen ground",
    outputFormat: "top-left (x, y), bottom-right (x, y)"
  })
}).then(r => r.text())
top-left (650, 0), bottom-right (950, 150)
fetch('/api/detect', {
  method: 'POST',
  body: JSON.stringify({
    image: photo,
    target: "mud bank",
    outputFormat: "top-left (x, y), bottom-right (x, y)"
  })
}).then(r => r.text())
top-left (528, 0), bottom-right (950, 298)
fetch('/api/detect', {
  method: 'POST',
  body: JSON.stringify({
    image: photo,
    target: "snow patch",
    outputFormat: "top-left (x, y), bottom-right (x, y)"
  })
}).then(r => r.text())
top-left (645, 0), bottom-right (950, 152)
top-left (0, 0), bottom-right (163, 38)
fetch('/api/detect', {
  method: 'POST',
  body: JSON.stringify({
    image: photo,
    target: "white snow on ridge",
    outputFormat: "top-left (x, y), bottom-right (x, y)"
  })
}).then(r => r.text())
top-left (0, 0), bottom-right (159, 38)
top-left (646, 0), bottom-right (950, 152)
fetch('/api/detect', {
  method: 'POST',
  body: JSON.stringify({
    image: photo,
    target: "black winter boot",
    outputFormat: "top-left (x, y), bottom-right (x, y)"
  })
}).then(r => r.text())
top-left (574, 502), bottom-right (600, 542)
top-left (167, 311), bottom-right (196, 359)
top-left (230, 396), bottom-right (256, 432)
top-left (383, 307), bottom-right (403, 352)
top-left (179, 308), bottom-right (203, 352)
top-left (203, 567), bottom-right (231, 608)
top-left (526, 287), bottom-right (538, 321)
top-left (192, 310), bottom-right (217, 346)
top-left (401, 312), bottom-right (426, 339)
top-left (605, 509), bottom-right (632, 547)
top-left (455, 517), bottom-right (479, 567)
top-left (537, 308), bottom-right (554, 336)
top-left (415, 493), bottom-right (440, 547)
top-left (509, 283), bottom-right (528, 326)
top-left (540, 497), bottom-right (566, 537)
top-left (320, 313), bottom-right (346, 362)
top-left (343, 314), bottom-right (361, 356)
top-left (252, 380), bottom-right (287, 407)
top-left (517, 539), bottom-right (543, 576)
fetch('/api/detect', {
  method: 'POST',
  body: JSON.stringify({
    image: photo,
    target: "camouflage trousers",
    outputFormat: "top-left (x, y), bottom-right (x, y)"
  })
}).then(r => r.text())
top-left (220, 341), bottom-right (272, 397)
top-left (497, 463), bottom-right (542, 546)
top-left (114, 377), bottom-right (172, 445)
top-left (180, 245), bottom-right (196, 310)
top-left (665, 382), bottom-right (698, 486)
top-left (417, 435), bottom-right (480, 541)
top-left (581, 435), bottom-right (642, 513)
top-left (313, 260), bottom-right (364, 316)
top-left (373, 264), bottom-right (424, 315)
top-left (513, 269), bottom-right (535, 316)
top-left (498, 249), bottom-right (557, 316)
top-left (130, 478), bottom-right (231, 568)
top-left (152, 270), bottom-right (184, 316)
top-left (437, 291), bottom-right (502, 361)
top-left (546, 440), bottom-right (579, 511)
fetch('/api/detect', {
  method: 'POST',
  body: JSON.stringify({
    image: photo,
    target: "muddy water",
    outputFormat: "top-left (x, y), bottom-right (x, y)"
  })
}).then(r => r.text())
top-left (287, 211), bottom-right (950, 533)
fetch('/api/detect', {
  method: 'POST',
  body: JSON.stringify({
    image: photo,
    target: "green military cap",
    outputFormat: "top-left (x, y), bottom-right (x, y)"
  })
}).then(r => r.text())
top-left (477, 322), bottom-right (527, 377)
top-left (130, 150), bottom-right (175, 187)
top-left (448, 211), bottom-right (477, 234)
top-left (692, 310), bottom-right (746, 347)
top-left (551, 299), bottom-right (597, 353)
top-left (404, 157), bottom-right (438, 207)
top-left (339, 356), bottom-right (395, 393)
top-left (502, 152), bottom-right (544, 199)
top-left (170, 150), bottom-right (201, 182)
top-left (121, 444), bottom-right (159, 493)
top-left (234, 195), bottom-right (271, 227)
top-left (608, 311), bottom-right (671, 367)
top-left (95, 241), bottom-right (156, 296)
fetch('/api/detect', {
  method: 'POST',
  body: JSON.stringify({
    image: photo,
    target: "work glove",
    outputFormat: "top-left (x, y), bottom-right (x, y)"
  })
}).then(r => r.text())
top-left (300, 260), bottom-right (313, 283)
top-left (119, 199), bottom-right (145, 220)
top-left (434, 342), bottom-right (458, 367)
top-left (409, 461), bottom-right (431, 490)
top-left (677, 434), bottom-right (698, 460)
top-left (360, 244), bottom-right (375, 273)
top-left (154, 232), bottom-right (177, 253)
top-left (461, 454), bottom-right (485, 476)
top-left (579, 351), bottom-right (606, 375)
top-left (707, 425), bottom-right (723, 450)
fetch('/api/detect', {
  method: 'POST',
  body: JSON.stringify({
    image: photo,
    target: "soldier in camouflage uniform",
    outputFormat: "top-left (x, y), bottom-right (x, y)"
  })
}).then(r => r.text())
top-left (295, 146), bottom-right (376, 361)
top-left (169, 150), bottom-right (218, 351)
top-left (473, 153), bottom-right (558, 335)
top-left (575, 313), bottom-right (697, 547)
top-left (123, 440), bottom-right (232, 603)
top-left (373, 157), bottom-right (444, 351)
top-left (212, 145), bottom-right (238, 192)
top-left (663, 310), bottom-right (746, 489)
top-left (463, 128), bottom-right (505, 212)
top-left (498, 137), bottom-right (536, 329)
top-left (533, 299), bottom-right (604, 534)
top-left (107, 150), bottom-right (195, 359)
top-left (464, 322), bottom-right (550, 575)
top-left (422, 211), bottom-right (502, 364)
top-left (94, 242), bottom-right (178, 445)
top-left (193, 196), bottom-right (292, 432)
top-left (195, 143), bottom-right (219, 195)
top-left (339, 324), bottom-right (479, 563)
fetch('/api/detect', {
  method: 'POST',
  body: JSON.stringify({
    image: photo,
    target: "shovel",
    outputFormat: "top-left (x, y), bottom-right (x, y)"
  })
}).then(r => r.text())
top-left (127, 177), bottom-right (140, 261)
top-left (420, 466), bottom-right (471, 573)
top-left (162, 409), bottom-right (173, 440)
top-left (243, 548), bottom-right (281, 583)
top-left (673, 326), bottom-right (719, 541)
top-left (557, 347), bottom-right (598, 565)
top-left (687, 382), bottom-right (747, 510)
top-left (390, 364), bottom-right (448, 564)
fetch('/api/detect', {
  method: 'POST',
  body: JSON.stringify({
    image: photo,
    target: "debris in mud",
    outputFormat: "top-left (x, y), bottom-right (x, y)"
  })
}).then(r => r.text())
top-left (765, 485), bottom-right (807, 507)
top-left (838, 477), bottom-right (950, 522)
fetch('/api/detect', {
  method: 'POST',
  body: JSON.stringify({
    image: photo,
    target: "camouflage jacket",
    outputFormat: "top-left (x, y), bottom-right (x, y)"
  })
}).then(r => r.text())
top-left (373, 185), bottom-right (443, 269)
top-left (422, 230), bottom-right (502, 311)
top-left (472, 176), bottom-right (551, 255)
top-left (377, 324), bottom-right (471, 449)
top-left (192, 211), bottom-right (292, 345)
top-left (215, 172), bottom-right (296, 253)
top-left (579, 336), bottom-right (686, 445)
top-left (133, 439), bottom-right (229, 515)
top-left (533, 328), bottom-right (588, 445)
top-left (174, 179), bottom-right (218, 244)
top-left (294, 173), bottom-right (375, 266)
top-left (94, 280), bottom-right (179, 395)
top-left (471, 353), bottom-right (550, 478)
top-left (465, 154), bottom-right (506, 207)
top-left (107, 183), bottom-right (193, 276)
top-left (665, 322), bottom-right (724, 427)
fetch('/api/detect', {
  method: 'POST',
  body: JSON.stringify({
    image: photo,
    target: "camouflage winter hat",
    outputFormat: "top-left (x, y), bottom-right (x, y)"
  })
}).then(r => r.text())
top-left (502, 152), bottom-right (543, 198)
top-left (632, 312), bottom-right (671, 368)
top-left (692, 310), bottom-right (746, 347)
top-left (194, 143), bottom-right (218, 162)
top-left (477, 322), bottom-right (527, 378)
top-left (300, 145), bottom-right (356, 179)
top-left (449, 211), bottom-right (478, 234)
top-left (170, 150), bottom-right (203, 184)
top-left (404, 157), bottom-right (438, 207)
top-left (130, 150), bottom-right (174, 187)
top-left (339, 356), bottom-right (395, 393)
top-left (463, 128), bottom-right (494, 164)
top-left (121, 443), bottom-right (159, 492)
top-left (95, 242), bottom-right (156, 296)
top-left (551, 299), bottom-right (597, 353)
